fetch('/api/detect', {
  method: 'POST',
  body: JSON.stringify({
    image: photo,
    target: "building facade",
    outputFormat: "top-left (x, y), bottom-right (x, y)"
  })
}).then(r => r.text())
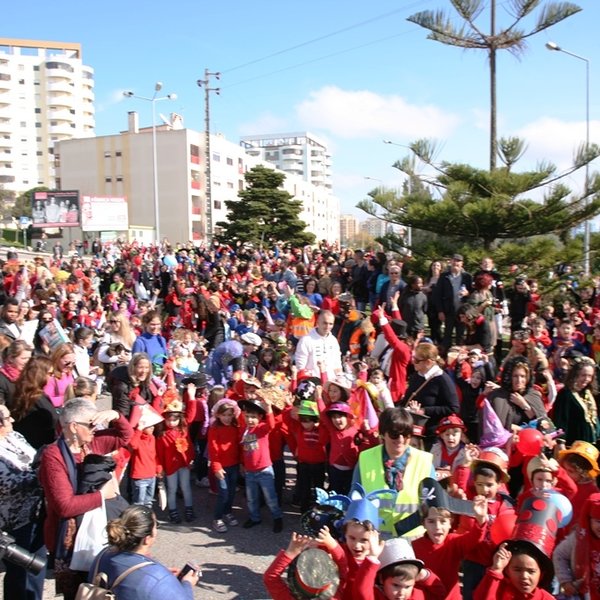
top-left (340, 214), bottom-right (359, 245)
top-left (0, 38), bottom-right (95, 193)
top-left (55, 118), bottom-right (339, 245)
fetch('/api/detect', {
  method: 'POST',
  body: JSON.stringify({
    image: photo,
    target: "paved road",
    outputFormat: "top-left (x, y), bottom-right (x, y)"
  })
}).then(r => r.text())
top-left (1, 391), bottom-right (304, 599)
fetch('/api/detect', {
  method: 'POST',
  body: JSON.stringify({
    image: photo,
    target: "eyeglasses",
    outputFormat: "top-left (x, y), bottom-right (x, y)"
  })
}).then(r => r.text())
top-left (75, 421), bottom-right (95, 430)
top-left (109, 319), bottom-right (119, 324)
top-left (386, 430), bottom-right (408, 440)
top-left (413, 357), bottom-right (426, 363)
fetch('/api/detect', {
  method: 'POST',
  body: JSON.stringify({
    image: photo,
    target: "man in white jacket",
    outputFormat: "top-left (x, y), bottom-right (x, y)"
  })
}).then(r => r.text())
top-left (294, 310), bottom-right (343, 380)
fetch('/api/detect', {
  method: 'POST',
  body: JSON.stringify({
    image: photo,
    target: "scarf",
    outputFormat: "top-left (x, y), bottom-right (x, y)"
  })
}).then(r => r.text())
top-left (54, 436), bottom-right (80, 562)
top-left (0, 363), bottom-right (21, 382)
top-left (573, 389), bottom-right (598, 427)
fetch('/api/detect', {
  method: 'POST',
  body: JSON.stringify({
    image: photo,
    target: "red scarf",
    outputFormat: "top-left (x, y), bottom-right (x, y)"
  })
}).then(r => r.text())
top-left (0, 363), bottom-right (21, 382)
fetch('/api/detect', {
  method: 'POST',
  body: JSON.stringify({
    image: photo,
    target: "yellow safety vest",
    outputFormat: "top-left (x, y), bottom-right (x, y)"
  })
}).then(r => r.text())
top-left (358, 445), bottom-right (432, 538)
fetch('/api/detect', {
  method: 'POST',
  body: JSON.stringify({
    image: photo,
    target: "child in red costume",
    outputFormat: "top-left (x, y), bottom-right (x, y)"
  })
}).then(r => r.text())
top-left (573, 493), bottom-right (600, 600)
top-left (354, 532), bottom-right (446, 600)
top-left (412, 495), bottom-right (488, 599)
top-left (474, 542), bottom-right (554, 600)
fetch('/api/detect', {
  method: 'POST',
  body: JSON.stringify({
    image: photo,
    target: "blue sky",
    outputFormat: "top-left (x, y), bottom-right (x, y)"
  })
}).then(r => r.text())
top-left (5, 0), bottom-right (599, 218)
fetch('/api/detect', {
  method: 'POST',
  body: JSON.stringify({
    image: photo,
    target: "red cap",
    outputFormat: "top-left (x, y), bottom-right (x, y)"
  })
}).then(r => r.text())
top-left (435, 414), bottom-right (466, 435)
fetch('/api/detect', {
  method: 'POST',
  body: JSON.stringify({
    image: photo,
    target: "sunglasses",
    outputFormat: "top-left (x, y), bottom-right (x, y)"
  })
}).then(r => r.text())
top-left (109, 319), bottom-right (120, 324)
top-left (75, 421), bottom-right (95, 430)
top-left (386, 430), bottom-right (408, 440)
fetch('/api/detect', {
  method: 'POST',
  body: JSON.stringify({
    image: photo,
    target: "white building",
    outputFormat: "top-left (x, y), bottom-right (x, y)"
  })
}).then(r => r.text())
top-left (55, 118), bottom-right (339, 245)
top-left (360, 217), bottom-right (390, 239)
top-left (240, 132), bottom-right (332, 190)
top-left (340, 214), bottom-right (359, 244)
top-left (0, 38), bottom-right (95, 193)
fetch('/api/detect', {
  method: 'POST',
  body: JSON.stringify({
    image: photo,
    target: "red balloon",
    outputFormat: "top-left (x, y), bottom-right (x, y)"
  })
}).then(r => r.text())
top-left (516, 428), bottom-right (544, 457)
top-left (490, 512), bottom-right (518, 546)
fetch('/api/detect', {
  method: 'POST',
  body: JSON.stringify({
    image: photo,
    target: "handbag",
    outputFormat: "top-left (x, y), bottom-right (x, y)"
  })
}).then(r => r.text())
top-left (70, 498), bottom-right (108, 572)
top-left (75, 559), bottom-right (153, 600)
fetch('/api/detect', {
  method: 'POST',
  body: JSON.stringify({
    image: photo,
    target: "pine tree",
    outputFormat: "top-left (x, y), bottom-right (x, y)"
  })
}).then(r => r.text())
top-left (216, 165), bottom-right (315, 247)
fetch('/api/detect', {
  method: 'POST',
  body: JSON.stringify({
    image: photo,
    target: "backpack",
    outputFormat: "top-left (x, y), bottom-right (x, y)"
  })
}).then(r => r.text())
top-left (74, 559), bottom-right (152, 600)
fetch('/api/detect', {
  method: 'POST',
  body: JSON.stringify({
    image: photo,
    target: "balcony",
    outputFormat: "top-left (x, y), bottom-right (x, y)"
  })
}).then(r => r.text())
top-left (191, 206), bottom-right (202, 216)
top-left (47, 93), bottom-right (76, 108)
top-left (46, 80), bottom-right (74, 94)
top-left (82, 114), bottom-right (95, 128)
top-left (0, 165), bottom-right (14, 177)
top-left (0, 136), bottom-right (11, 148)
top-left (48, 108), bottom-right (73, 121)
top-left (0, 120), bottom-right (12, 134)
top-left (49, 123), bottom-right (74, 135)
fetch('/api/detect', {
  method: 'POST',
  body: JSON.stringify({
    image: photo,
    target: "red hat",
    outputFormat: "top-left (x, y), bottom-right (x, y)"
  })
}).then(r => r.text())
top-left (471, 448), bottom-right (510, 483)
top-left (435, 414), bottom-right (466, 436)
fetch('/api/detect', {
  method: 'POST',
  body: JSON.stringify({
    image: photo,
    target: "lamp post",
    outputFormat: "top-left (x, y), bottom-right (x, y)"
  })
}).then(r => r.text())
top-left (546, 41), bottom-right (591, 276)
top-left (123, 83), bottom-right (177, 245)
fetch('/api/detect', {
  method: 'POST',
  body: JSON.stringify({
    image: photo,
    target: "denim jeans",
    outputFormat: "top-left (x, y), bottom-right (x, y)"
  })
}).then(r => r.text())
top-left (245, 466), bottom-right (282, 522)
top-left (132, 477), bottom-right (156, 507)
top-left (4, 519), bottom-right (46, 600)
top-left (166, 467), bottom-right (193, 510)
top-left (214, 464), bottom-right (239, 519)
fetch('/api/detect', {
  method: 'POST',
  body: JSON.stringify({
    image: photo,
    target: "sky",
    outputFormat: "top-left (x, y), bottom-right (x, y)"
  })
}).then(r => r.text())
top-left (4, 0), bottom-right (600, 220)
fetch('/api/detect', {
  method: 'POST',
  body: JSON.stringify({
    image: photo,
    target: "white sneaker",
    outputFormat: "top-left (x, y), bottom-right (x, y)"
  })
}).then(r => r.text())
top-left (224, 513), bottom-right (239, 526)
top-left (213, 519), bottom-right (228, 533)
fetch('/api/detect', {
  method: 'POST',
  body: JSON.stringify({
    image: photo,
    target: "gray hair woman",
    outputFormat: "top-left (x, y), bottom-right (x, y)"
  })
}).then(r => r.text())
top-left (0, 403), bottom-right (46, 599)
top-left (38, 398), bottom-right (133, 600)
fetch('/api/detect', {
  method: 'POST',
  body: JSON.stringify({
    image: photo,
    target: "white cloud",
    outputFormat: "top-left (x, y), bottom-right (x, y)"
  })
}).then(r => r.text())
top-left (295, 86), bottom-right (461, 139)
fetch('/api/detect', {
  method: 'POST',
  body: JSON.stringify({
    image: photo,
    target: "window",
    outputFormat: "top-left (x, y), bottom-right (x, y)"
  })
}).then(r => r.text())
top-left (104, 151), bottom-right (111, 158)
top-left (212, 152), bottom-right (220, 162)
top-left (35, 123), bottom-right (41, 128)
top-left (35, 108), bottom-right (41, 114)
top-left (20, 122), bottom-right (26, 128)
top-left (226, 157), bottom-right (233, 166)
top-left (33, 66), bottom-right (39, 71)
top-left (214, 200), bottom-right (222, 210)
top-left (55, 178), bottom-right (60, 188)
top-left (70, 109), bottom-right (75, 114)
top-left (36, 151), bottom-right (43, 156)
top-left (105, 177), bottom-right (112, 183)
top-left (115, 151), bottom-right (122, 157)
top-left (116, 176), bottom-right (123, 182)
top-left (227, 182), bottom-right (234, 189)
top-left (50, 121), bottom-right (57, 126)
top-left (190, 144), bottom-right (200, 164)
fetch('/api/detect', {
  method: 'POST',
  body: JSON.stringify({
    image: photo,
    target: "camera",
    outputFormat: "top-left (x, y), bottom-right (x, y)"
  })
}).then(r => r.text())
top-left (177, 562), bottom-right (201, 580)
top-left (0, 532), bottom-right (46, 575)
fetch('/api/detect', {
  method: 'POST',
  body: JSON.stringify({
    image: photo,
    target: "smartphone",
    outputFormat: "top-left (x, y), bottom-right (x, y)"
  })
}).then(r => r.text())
top-left (177, 563), bottom-right (196, 581)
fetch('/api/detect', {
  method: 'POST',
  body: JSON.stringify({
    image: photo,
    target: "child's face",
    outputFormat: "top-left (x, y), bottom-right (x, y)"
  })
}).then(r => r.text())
top-left (370, 372), bottom-right (383, 386)
top-left (474, 474), bottom-right (500, 499)
top-left (329, 412), bottom-right (348, 431)
top-left (531, 322), bottom-right (544, 336)
top-left (591, 517), bottom-right (600, 538)
top-left (531, 471), bottom-right (555, 491)
top-left (328, 385), bottom-right (343, 402)
top-left (562, 460), bottom-right (587, 483)
top-left (344, 522), bottom-right (370, 561)
top-left (218, 409), bottom-right (234, 425)
top-left (165, 414), bottom-right (181, 428)
top-left (381, 576), bottom-right (417, 600)
top-left (558, 323), bottom-right (573, 339)
top-left (440, 428), bottom-right (462, 450)
top-left (244, 411), bottom-right (262, 427)
top-left (300, 417), bottom-right (317, 431)
top-left (423, 509), bottom-right (452, 545)
top-left (506, 554), bottom-right (541, 595)
top-left (470, 370), bottom-right (483, 388)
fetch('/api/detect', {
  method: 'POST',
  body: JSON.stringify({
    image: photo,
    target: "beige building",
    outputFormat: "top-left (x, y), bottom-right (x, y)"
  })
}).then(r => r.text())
top-left (55, 117), bottom-right (340, 244)
top-left (360, 217), bottom-right (389, 239)
top-left (0, 38), bottom-right (94, 192)
top-left (340, 214), bottom-right (359, 244)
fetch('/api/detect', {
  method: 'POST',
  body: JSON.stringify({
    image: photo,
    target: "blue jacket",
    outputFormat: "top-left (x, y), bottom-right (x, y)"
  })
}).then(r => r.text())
top-left (89, 549), bottom-right (193, 600)
top-left (132, 333), bottom-right (168, 366)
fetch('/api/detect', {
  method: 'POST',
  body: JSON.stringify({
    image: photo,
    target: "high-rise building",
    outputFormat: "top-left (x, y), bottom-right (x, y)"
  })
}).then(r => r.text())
top-left (55, 117), bottom-right (340, 245)
top-left (0, 38), bottom-right (95, 193)
top-left (340, 214), bottom-right (359, 244)
top-left (240, 132), bottom-right (332, 189)
top-left (360, 217), bottom-right (389, 239)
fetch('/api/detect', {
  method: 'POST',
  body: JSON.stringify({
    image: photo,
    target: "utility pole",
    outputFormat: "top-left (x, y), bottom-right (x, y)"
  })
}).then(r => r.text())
top-left (197, 70), bottom-right (220, 244)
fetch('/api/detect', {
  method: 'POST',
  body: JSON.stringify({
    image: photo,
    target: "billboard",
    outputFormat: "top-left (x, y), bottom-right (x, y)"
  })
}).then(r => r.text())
top-left (81, 196), bottom-right (129, 232)
top-left (32, 190), bottom-right (80, 227)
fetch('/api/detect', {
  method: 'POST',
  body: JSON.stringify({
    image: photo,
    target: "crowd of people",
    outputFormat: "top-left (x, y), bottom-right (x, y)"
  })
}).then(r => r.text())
top-left (0, 238), bottom-right (599, 599)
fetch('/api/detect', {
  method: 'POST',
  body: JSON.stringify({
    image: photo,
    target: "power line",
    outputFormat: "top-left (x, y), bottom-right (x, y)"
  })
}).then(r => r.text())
top-left (222, 28), bottom-right (416, 90)
top-left (221, 0), bottom-right (431, 74)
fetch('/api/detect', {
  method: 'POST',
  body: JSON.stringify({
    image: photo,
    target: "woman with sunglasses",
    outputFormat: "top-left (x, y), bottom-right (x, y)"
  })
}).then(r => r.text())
top-left (38, 397), bottom-right (132, 600)
top-left (32, 309), bottom-right (55, 356)
top-left (43, 343), bottom-right (77, 409)
top-left (352, 407), bottom-right (436, 538)
top-left (8, 356), bottom-right (57, 449)
top-left (0, 339), bottom-right (32, 406)
top-left (96, 312), bottom-right (135, 373)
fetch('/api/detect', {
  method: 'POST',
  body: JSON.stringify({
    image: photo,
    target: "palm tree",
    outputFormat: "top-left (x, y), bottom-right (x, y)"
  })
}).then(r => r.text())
top-left (407, 0), bottom-right (581, 170)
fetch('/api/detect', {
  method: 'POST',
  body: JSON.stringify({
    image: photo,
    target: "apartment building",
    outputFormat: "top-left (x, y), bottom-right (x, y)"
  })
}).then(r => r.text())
top-left (0, 38), bottom-right (95, 193)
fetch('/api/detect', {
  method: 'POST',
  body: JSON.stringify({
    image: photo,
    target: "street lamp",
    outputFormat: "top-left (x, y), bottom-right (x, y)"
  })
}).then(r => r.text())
top-left (546, 41), bottom-right (591, 275)
top-left (123, 82), bottom-right (177, 245)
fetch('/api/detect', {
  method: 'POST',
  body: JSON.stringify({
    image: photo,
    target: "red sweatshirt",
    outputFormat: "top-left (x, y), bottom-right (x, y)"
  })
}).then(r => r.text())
top-left (268, 410), bottom-right (288, 463)
top-left (129, 429), bottom-right (160, 479)
top-left (207, 423), bottom-right (240, 473)
top-left (319, 416), bottom-right (378, 469)
top-left (473, 569), bottom-right (554, 600)
top-left (241, 412), bottom-right (275, 472)
top-left (458, 495), bottom-right (516, 568)
top-left (412, 522), bottom-right (486, 599)
top-left (156, 426), bottom-right (195, 476)
top-left (355, 557), bottom-right (447, 600)
top-left (288, 419), bottom-right (327, 464)
top-left (516, 466), bottom-right (577, 512)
